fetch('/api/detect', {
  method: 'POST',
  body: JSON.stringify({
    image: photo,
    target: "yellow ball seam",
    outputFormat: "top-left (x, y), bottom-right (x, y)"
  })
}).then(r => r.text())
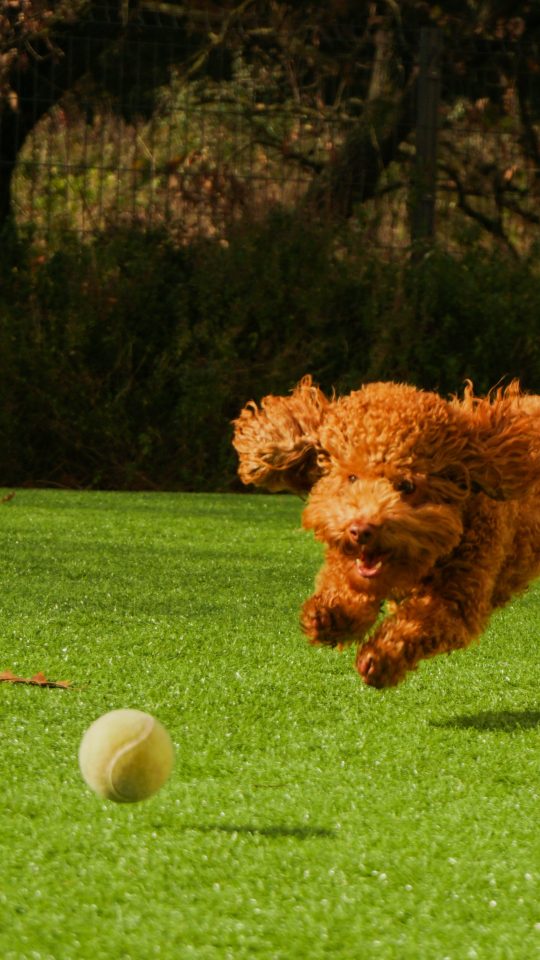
top-left (105, 713), bottom-right (156, 802)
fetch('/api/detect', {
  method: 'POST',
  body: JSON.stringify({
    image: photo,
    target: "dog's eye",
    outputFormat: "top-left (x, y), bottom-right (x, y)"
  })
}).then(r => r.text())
top-left (348, 474), bottom-right (358, 484)
top-left (395, 478), bottom-right (415, 495)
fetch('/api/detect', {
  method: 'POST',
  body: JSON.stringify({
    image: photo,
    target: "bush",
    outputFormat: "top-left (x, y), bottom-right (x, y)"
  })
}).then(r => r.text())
top-left (367, 249), bottom-right (540, 395)
top-left (1, 216), bottom-right (539, 490)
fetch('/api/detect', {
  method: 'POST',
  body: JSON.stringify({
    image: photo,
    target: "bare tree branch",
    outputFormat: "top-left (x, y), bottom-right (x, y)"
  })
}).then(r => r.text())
top-left (440, 162), bottom-right (519, 257)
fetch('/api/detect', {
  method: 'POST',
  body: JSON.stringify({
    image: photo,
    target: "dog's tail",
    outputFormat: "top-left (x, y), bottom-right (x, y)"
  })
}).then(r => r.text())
top-left (457, 380), bottom-right (540, 500)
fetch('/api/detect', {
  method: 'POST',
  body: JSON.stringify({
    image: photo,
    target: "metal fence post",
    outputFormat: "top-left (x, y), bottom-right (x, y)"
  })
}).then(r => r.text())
top-left (410, 27), bottom-right (441, 254)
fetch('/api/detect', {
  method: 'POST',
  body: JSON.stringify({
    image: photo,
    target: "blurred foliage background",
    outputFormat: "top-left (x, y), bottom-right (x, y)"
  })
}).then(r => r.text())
top-left (2, 1), bottom-right (540, 489)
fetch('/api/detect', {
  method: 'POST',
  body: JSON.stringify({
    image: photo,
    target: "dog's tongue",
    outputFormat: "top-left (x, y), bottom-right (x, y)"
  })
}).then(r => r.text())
top-left (355, 554), bottom-right (383, 578)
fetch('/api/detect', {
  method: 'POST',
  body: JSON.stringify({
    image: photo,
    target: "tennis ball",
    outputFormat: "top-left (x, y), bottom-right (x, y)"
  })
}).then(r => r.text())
top-left (79, 709), bottom-right (174, 803)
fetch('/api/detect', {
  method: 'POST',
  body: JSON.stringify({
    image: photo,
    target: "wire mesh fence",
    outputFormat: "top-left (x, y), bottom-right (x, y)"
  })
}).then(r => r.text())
top-left (6, 22), bottom-right (540, 255)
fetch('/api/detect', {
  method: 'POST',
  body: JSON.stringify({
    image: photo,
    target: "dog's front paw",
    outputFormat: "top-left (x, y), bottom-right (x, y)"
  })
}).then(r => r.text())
top-left (355, 643), bottom-right (408, 688)
top-left (300, 595), bottom-right (356, 648)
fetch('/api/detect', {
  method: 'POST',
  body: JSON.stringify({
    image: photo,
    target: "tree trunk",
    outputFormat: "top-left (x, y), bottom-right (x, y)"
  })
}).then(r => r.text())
top-left (0, 3), bottom-right (127, 229)
top-left (305, 28), bottom-right (416, 218)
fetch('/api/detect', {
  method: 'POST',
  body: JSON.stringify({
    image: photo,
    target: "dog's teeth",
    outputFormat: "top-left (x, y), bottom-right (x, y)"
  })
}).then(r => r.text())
top-left (355, 556), bottom-right (383, 576)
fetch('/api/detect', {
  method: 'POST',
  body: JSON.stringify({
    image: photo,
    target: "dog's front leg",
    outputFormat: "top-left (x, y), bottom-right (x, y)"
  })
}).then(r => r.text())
top-left (356, 590), bottom-right (490, 688)
top-left (301, 557), bottom-right (383, 647)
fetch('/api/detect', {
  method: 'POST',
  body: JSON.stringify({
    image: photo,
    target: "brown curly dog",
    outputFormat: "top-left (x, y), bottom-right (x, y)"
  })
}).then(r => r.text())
top-left (232, 378), bottom-right (540, 688)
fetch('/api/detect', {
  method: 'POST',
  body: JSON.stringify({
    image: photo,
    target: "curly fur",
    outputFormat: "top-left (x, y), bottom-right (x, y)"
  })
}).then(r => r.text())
top-left (232, 377), bottom-right (540, 688)
top-left (232, 376), bottom-right (330, 494)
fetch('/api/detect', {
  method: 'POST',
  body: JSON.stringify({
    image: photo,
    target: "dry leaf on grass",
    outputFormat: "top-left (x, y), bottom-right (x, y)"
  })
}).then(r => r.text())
top-left (0, 492), bottom-right (15, 504)
top-left (0, 669), bottom-right (72, 689)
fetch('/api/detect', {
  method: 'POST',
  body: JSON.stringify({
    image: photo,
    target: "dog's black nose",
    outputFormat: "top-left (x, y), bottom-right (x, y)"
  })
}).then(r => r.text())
top-left (348, 522), bottom-right (377, 545)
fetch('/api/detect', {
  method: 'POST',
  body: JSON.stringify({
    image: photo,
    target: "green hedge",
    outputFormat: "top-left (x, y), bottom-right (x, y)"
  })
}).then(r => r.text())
top-left (1, 214), bottom-right (540, 490)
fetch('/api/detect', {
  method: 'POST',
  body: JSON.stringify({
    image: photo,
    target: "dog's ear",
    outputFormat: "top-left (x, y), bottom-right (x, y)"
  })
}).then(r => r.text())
top-left (458, 381), bottom-right (540, 500)
top-left (232, 376), bottom-right (330, 495)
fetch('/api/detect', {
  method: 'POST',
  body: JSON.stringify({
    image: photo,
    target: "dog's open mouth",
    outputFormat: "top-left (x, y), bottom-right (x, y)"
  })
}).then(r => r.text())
top-left (355, 549), bottom-right (385, 579)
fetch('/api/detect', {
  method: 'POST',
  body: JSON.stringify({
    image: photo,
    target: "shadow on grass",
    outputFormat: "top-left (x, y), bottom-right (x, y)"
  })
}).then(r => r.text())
top-left (433, 709), bottom-right (540, 732)
top-left (184, 823), bottom-right (336, 839)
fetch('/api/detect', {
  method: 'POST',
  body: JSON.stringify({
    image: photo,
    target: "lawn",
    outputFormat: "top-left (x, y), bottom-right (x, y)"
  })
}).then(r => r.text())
top-left (0, 489), bottom-right (538, 960)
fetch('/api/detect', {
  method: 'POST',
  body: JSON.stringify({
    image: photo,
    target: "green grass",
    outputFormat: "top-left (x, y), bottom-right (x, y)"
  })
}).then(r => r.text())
top-left (0, 489), bottom-right (539, 960)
